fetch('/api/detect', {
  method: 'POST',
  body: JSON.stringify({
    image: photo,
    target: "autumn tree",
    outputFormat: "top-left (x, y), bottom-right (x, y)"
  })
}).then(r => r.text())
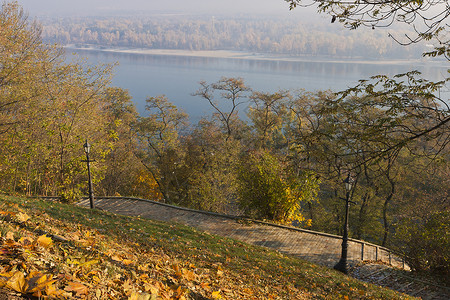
top-left (39, 58), bottom-right (113, 200)
top-left (283, 91), bottom-right (411, 244)
top-left (285, 0), bottom-right (449, 150)
top-left (187, 77), bottom-right (256, 213)
top-left (390, 152), bottom-right (449, 275)
top-left (193, 77), bottom-right (250, 140)
top-left (0, 1), bottom-right (56, 134)
top-left (181, 118), bottom-right (243, 213)
top-left (99, 87), bottom-right (155, 198)
top-left (135, 95), bottom-right (189, 204)
top-left (0, 1), bottom-right (115, 200)
top-left (247, 90), bottom-right (290, 149)
top-left (394, 210), bottom-right (449, 276)
top-left (284, 1), bottom-right (449, 253)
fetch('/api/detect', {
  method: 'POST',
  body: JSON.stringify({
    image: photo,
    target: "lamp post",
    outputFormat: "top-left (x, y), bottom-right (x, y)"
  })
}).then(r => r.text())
top-left (334, 173), bottom-right (354, 274)
top-left (83, 140), bottom-right (95, 209)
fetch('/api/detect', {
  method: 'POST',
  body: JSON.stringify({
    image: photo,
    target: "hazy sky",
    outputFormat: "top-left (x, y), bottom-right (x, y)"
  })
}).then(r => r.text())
top-left (15, 0), bottom-right (311, 17)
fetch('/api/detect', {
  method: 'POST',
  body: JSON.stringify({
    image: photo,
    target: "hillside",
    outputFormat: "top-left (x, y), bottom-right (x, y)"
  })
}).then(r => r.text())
top-left (0, 194), bottom-right (414, 299)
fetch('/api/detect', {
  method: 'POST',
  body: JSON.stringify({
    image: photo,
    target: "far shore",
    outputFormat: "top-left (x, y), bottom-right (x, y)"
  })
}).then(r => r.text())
top-left (64, 45), bottom-right (440, 66)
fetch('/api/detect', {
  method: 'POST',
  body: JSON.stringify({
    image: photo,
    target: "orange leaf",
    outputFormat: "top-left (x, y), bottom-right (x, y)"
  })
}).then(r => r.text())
top-left (143, 282), bottom-right (159, 294)
top-left (182, 269), bottom-right (196, 281)
top-left (111, 255), bottom-right (122, 262)
top-left (172, 264), bottom-right (182, 278)
top-left (16, 212), bottom-right (30, 223)
top-left (37, 234), bottom-right (53, 248)
top-left (6, 271), bottom-right (26, 293)
top-left (123, 279), bottom-right (134, 295)
top-left (0, 270), bottom-right (15, 281)
top-left (45, 283), bottom-right (59, 296)
top-left (129, 291), bottom-right (151, 300)
top-left (0, 211), bottom-right (15, 217)
top-left (27, 272), bottom-right (57, 294)
top-left (5, 231), bottom-right (15, 241)
top-left (47, 283), bottom-right (71, 298)
top-left (138, 264), bottom-right (150, 272)
top-left (65, 281), bottom-right (89, 296)
top-left (200, 282), bottom-right (210, 291)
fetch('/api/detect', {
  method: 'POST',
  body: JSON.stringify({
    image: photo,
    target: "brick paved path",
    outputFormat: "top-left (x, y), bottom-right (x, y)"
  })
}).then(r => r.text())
top-left (77, 197), bottom-right (404, 269)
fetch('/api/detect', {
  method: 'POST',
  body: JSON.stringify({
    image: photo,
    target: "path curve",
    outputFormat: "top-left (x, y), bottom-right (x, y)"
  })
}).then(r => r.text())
top-left (76, 196), bottom-right (404, 270)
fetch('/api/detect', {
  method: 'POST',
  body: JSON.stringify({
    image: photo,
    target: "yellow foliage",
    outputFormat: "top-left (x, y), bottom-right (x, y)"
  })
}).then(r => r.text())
top-left (212, 290), bottom-right (222, 299)
top-left (16, 212), bottom-right (30, 223)
top-left (133, 170), bottom-right (163, 201)
top-left (129, 291), bottom-right (151, 300)
top-left (36, 234), bottom-right (53, 248)
top-left (6, 271), bottom-right (26, 293)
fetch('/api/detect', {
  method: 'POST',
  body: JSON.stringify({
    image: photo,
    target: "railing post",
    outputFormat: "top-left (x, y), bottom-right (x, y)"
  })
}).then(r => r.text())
top-left (375, 246), bottom-right (379, 261)
top-left (361, 243), bottom-right (365, 261)
top-left (389, 252), bottom-right (392, 265)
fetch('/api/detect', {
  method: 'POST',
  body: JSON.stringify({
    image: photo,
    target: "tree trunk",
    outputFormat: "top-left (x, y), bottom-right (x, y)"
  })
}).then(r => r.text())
top-left (382, 176), bottom-right (395, 247)
top-left (356, 193), bottom-right (369, 240)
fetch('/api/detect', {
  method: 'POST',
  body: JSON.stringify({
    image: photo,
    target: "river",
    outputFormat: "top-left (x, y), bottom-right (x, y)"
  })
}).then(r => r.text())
top-left (67, 48), bottom-right (448, 120)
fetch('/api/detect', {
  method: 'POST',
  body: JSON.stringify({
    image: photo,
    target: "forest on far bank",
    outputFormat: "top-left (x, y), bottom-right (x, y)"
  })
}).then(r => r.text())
top-left (1, 1), bottom-right (448, 278)
top-left (39, 14), bottom-right (429, 60)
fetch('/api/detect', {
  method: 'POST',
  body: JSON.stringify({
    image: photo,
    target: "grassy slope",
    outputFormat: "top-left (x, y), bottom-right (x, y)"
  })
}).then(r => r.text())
top-left (0, 194), bottom-right (415, 299)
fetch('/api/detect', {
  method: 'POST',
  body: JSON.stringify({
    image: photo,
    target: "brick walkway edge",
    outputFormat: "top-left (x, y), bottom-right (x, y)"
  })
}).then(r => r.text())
top-left (46, 196), bottom-right (406, 270)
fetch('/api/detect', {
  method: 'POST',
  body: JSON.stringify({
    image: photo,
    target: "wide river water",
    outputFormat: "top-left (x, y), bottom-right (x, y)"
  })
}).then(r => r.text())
top-left (69, 49), bottom-right (448, 121)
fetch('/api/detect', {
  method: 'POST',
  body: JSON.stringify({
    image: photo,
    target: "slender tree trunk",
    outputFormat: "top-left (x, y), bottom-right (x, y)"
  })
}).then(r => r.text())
top-left (382, 176), bottom-right (395, 246)
top-left (26, 160), bottom-right (31, 196)
top-left (12, 161), bottom-right (19, 192)
top-left (139, 157), bottom-right (169, 203)
top-left (59, 131), bottom-right (65, 190)
top-left (356, 193), bottom-right (369, 240)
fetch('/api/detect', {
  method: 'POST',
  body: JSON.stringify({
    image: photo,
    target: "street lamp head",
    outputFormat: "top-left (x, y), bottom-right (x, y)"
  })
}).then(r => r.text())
top-left (343, 173), bottom-right (354, 192)
top-left (83, 140), bottom-right (91, 154)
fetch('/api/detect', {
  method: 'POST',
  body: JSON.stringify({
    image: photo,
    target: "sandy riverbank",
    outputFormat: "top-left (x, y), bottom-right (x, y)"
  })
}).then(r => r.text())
top-left (65, 45), bottom-right (438, 66)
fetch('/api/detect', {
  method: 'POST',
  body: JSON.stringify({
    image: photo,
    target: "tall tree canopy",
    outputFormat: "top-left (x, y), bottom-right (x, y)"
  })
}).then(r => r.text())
top-left (285, 0), bottom-right (449, 274)
top-left (0, 1), bottom-right (115, 199)
top-left (284, 0), bottom-right (449, 160)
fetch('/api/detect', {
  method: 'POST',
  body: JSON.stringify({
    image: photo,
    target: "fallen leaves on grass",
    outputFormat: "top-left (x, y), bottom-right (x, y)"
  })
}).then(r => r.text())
top-left (0, 197), bottom-right (414, 300)
top-left (0, 207), bottom-right (220, 299)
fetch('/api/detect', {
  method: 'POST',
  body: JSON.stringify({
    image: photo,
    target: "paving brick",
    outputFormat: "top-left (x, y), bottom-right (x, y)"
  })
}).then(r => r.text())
top-left (77, 197), bottom-right (405, 270)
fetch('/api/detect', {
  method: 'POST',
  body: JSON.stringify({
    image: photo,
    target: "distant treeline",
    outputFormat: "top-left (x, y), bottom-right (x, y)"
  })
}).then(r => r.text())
top-left (40, 15), bottom-right (426, 59)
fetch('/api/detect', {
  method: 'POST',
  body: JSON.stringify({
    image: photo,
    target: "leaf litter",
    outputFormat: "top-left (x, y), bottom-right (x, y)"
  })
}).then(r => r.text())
top-left (0, 196), bottom-right (415, 299)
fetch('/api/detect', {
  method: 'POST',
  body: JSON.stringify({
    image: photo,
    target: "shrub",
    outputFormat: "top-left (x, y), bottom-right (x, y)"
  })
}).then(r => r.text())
top-left (393, 211), bottom-right (449, 279)
top-left (237, 150), bottom-right (319, 223)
